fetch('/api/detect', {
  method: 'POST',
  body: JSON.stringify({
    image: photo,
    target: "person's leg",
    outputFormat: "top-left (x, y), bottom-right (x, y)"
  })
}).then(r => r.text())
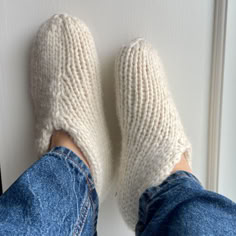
top-left (115, 38), bottom-right (236, 235)
top-left (171, 153), bottom-right (192, 174)
top-left (50, 130), bottom-right (90, 168)
top-left (31, 14), bottom-right (114, 200)
top-left (0, 132), bottom-right (98, 236)
top-left (136, 155), bottom-right (236, 236)
top-left (0, 14), bottom-right (113, 235)
top-left (115, 38), bottom-right (192, 230)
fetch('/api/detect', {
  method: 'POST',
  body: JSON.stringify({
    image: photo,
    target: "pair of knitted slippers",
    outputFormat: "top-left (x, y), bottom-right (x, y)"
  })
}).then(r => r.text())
top-left (31, 14), bottom-right (191, 230)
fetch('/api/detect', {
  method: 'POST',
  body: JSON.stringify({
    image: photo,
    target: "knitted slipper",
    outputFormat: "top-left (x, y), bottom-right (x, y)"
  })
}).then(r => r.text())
top-left (115, 39), bottom-right (192, 229)
top-left (30, 14), bottom-right (113, 200)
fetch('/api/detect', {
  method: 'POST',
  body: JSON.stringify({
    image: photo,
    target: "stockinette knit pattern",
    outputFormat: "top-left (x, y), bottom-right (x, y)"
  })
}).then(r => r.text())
top-left (30, 14), bottom-right (113, 200)
top-left (115, 39), bottom-right (192, 229)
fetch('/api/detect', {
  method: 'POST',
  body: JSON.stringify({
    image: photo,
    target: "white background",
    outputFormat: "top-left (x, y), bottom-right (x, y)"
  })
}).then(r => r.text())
top-left (0, 0), bottom-right (214, 235)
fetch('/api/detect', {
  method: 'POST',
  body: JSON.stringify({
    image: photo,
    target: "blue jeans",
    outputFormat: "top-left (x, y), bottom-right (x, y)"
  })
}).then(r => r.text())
top-left (0, 147), bottom-right (235, 235)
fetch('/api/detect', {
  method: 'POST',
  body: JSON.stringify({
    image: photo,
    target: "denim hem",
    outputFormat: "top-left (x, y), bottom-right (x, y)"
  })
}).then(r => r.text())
top-left (163, 170), bottom-right (202, 186)
top-left (136, 171), bottom-right (236, 235)
top-left (141, 171), bottom-right (202, 202)
top-left (47, 146), bottom-right (98, 205)
top-left (48, 146), bottom-right (99, 234)
top-left (0, 145), bottom-right (99, 235)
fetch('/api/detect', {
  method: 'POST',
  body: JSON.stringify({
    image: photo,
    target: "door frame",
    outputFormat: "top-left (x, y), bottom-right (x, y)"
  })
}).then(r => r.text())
top-left (207, 0), bottom-right (228, 192)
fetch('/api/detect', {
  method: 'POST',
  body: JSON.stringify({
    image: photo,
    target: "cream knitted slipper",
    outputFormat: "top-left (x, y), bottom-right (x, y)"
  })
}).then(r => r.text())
top-left (30, 14), bottom-right (113, 200)
top-left (115, 39), bottom-right (192, 229)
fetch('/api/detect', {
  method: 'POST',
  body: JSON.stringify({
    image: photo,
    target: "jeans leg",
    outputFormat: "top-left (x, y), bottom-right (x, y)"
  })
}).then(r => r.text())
top-left (136, 171), bottom-right (236, 236)
top-left (0, 146), bottom-right (99, 236)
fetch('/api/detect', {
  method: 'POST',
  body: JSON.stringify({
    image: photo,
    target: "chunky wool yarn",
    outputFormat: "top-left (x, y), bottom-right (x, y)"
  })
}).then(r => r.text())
top-left (30, 14), bottom-right (114, 200)
top-left (115, 39), bottom-right (192, 229)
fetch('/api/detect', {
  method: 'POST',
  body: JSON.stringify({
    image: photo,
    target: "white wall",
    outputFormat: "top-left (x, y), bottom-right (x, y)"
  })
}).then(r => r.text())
top-left (0, 1), bottom-right (214, 235)
top-left (218, 0), bottom-right (236, 202)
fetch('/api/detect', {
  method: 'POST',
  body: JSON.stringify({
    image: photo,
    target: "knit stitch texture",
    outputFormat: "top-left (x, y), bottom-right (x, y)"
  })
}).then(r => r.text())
top-left (30, 14), bottom-right (113, 200)
top-left (115, 39), bottom-right (192, 230)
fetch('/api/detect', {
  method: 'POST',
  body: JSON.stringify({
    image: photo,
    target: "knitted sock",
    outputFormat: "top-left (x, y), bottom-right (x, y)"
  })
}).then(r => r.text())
top-left (115, 39), bottom-right (192, 229)
top-left (30, 14), bottom-right (113, 200)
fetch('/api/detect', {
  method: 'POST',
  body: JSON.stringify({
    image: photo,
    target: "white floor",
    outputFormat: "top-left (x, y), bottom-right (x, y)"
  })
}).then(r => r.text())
top-left (0, 0), bottom-right (214, 235)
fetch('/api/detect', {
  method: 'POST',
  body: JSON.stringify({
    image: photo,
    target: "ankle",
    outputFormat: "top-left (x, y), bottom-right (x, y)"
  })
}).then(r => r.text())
top-left (171, 152), bottom-right (192, 174)
top-left (50, 130), bottom-right (90, 168)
